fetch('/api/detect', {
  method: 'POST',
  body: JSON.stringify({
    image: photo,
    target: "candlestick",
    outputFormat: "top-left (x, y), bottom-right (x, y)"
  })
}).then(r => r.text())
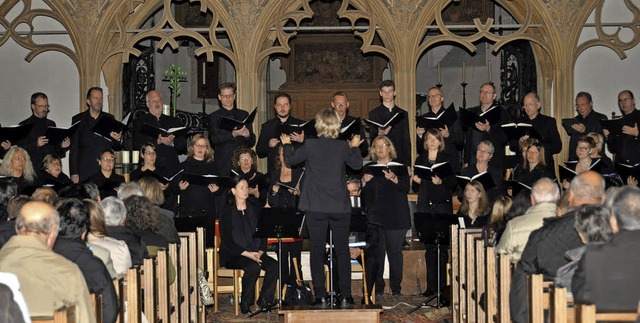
top-left (437, 63), bottom-right (441, 84)
top-left (132, 151), bottom-right (139, 164)
top-left (202, 62), bottom-right (206, 85)
top-left (462, 62), bottom-right (466, 83)
top-left (488, 60), bottom-right (492, 82)
top-left (122, 150), bottom-right (130, 164)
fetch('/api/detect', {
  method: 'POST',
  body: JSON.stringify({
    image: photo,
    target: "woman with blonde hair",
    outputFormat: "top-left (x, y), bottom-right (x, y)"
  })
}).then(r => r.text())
top-left (0, 146), bottom-right (39, 194)
top-left (483, 195), bottom-right (512, 246)
top-left (510, 142), bottom-right (554, 187)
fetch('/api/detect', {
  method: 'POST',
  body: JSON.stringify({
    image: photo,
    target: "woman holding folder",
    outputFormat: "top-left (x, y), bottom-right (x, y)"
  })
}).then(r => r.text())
top-left (509, 141), bottom-right (554, 187)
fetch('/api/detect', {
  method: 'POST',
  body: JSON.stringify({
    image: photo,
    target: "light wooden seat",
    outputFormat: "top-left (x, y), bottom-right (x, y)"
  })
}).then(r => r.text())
top-left (497, 253), bottom-right (511, 322)
top-left (156, 249), bottom-right (170, 322)
top-left (168, 243), bottom-right (179, 322)
top-left (113, 277), bottom-right (125, 323)
top-left (575, 303), bottom-right (639, 322)
top-left (124, 267), bottom-right (141, 323)
top-left (91, 292), bottom-right (103, 323)
top-left (31, 305), bottom-right (76, 323)
top-left (177, 235), bottom-right (191, 322)
top-left (485, 245), bottom-right (497, 322)
top-left (528, 274), bottom-right (545, 322)
top-left (196, 227), bottom-right (206, 322)
top-left (450, 224), bottom-right (460, 321)
top-left (141, 257), bottom-right (156, 323)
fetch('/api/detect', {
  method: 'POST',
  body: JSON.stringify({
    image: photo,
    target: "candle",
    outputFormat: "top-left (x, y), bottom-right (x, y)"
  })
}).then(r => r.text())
top-left (462, 62), bottom-right (466, 83)
top-left (122, 150), bottom-right (130, 164)
top-left (488, 60), bottom-right (492, 82)
top-left (202, 62), bottom-right (206, 85)
top-left (163, 104), bottom-right (170, 116)
top-left (437, 63), bottom-right (441, 84)
top-left (132, 151), bottom-right (139, 164)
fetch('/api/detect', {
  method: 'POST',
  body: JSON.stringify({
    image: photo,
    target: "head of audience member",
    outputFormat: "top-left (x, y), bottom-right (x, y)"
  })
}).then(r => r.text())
top-left (557, 190), bottom-right (572, 217)
top-left (573, 204), bottom-right (614, 244)
top-left (116, 182), bottom-right (144, 200)
top-left (97, 149), bottom-right (116, 176)
top-left (522, 92), bottom-right (542, 119)
top-left (331, 91), bottom-right (350, 120)
top-left (8, 195), bottom-right (32, 221)
top-left (42, 154), bottom-right (64, 177)
top-left (530, 178), bottom-right (560, 205)
top-left (315, 108), bottom-right (341, 139)
top-left (424, 128), bottom-right (445, 153)
top-left (123, 195), bottom-right (159, 232)
top-left (187, 133), bottom-right (213, 162)
top-left (0, 146), bottom-right (37, 183)
top-left (0, 181), bottom-right (18, 214)
top-left (427, 86), bottom-right (444, 112)
top-left (568, 171), bottom-right (605, 208)
top-left (505, 189), bottom-right (532, 222)
top-left (479, 82), bottom-right (497, 108)
top-left (218, 82), bottom-right (236, 110)
top-left (140, 143), bottom-right (157, 168)
top-left (31, 187), bottom-right (58, 204)
top-left (15, 201), bottom-right (60, 248)
top-left (379, 80), bottom-right (396, 106)
top-left (82, 182), bottom-right (100, 202)
top-left (31, 92), bottom-right (50, 119)
top-left (489, 195), bottom-right (512, 227)
top-left (55, 198), bottom-right (90, 240)
top-left (138, 177), bottom-right (164, 207)
top-left (273, 92), bottom-right (292, 120)
top-left (232, 147), bottom-right (257, 174)
top-left (460, 180), bottom-right (489, 216)
top-left (476, 141), bottom-right (494, 166)
top-left (526, 142), bottom-right (546, 170)
top-left (607, 185), bottom-right (640, 233)
top-left (83, 199), bottom-right (108, 238)
top-left (575, 136), bottom-right (595, 161)
top-left (617, 90), bottom-right (635, 115)
top-left (587, 132), bottom-right (604, 157)
top-left (575, 92), bottom-right (594, 118)
top-left (86, 87), bottom-right (103, 113)
top-left (146, 90), bottom-right (164, 118)
top-left (101, 196), bottom-right (126, 227)
top-left (370, 135), bottom-right (397, 163)
top-left (347, 176), bottom-right (361, 197)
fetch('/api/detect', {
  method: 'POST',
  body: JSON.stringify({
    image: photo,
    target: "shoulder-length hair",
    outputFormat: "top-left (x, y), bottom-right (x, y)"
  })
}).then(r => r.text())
top-left (84, 198), bottom-right (108, 237)
top-left (315, 108), bottom-right (340, 139)
top-left (459, 180), bottom-right (489, 216)
top-left (232, 147), bottom-right (257, 173)
top-left (187, 133), bottom-right (213, 162)
top-left (138, 176), bottom-right (165, 206)
top-left (423, 128), bottom-right (445, 152)
top-left (42, 154), bottom-right (62, 172)
top-left (369, 135), bottom-right (397, 162)
top-left (273, 145), bottom-right (291, 172)
top-left (526, 142), bottom-right (546, 168)
top-left (124, 195), bottom-right (159, 231)
top-left (0, 146), bottom-right (37, 183)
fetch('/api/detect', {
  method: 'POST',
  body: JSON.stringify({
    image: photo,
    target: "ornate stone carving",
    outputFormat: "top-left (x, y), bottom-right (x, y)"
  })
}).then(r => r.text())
top-left (541, 0), bottom-right (583, 33)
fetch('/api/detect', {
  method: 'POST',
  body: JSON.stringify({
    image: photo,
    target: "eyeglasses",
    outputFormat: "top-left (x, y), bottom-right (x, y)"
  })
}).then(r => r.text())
top-left (194, 144), bottom-right (207, 149)
top-left (147, 99), bottom-right (162, 104)
top-left (219, 95), bottom-right (235, 99)
top-left (427, 94), bottom-right (442, 99)
top-left (144, 151), bottom-right (157, 155)
top-left (619, 97), bottom-right (633, 103)
top-left (12, 157), bottom-right (26, 162)
top-left (100, 158), bottom-right (115, 162)
top-left (374, 143), bottom-right (390, 148)
top-left (577, 146), bottom-right (591, 151)
top-left (240, 157), bottom-right (252, 161)
top-left (35, 104), bottom-right (50, 109)
top-left (480, 90), bottom-right (495, 95)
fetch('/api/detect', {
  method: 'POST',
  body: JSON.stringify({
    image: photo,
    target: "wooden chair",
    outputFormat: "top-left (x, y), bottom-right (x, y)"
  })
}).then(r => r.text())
top-left (141, 257), bottom-right (156, 323)
top-left (124, 267), bottom-right (141, 323)
top-left (91, 292), bottom-right (103, 323)
top-left (177, 235), bottom-right (191, 323)
top-left (196, 227), bottom-right (207, 323)
top-left (168, 243), bottom-right (180, 322)
top-left (350, 248), bottom-right (372, 304)
top-left (450, 224), bottom-right (460, 322)
top-left (156, 249), bottom-right (171, 322)
top-left (475, 237), bottom-right (486, 323)
top-left (464, 229), bottom-right (482, 322)
top-left (31, 305), bottom-right (76, 323)
top-left (113, 278), bottom-right (125, 323)
top-left (549, 285), bottom-right (569, 323)
top-left (457, 228), bottom-right (467, 323)
top-left (212, 220), bottom-right (243, 315)
top-left (497, 253), bottom-right (511, 323)
top-left (528, 274), bottom-right (545, 322)
top-left (575, 303), bottom-right (639, 322)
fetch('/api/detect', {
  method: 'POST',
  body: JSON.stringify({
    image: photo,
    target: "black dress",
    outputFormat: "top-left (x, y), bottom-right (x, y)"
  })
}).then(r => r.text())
top-left (86, 171), bottom-right (125, 199)
top-left (232, 169), bottom-right (267, 208)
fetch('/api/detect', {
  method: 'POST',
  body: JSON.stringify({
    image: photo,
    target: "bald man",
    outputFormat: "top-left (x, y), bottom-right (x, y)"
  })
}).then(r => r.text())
top-left (0, 201), bottom-right (95, 323)
top-left (510, 171), bottom-right (605, 322)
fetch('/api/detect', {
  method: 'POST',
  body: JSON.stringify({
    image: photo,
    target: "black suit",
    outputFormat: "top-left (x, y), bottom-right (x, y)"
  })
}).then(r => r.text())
top-left (208, 108), bottom-right (256, 175)
top-left (70, 110), bottom-right (122, 182)
top-left (608, 109), bottom-right (640, 164)
top-left (572, 229), bottom-right (640, 311)
top-left (368, 105), bottom-right (411, 165)
top-left (284, 137), bottom-right (362, 298)
top-left (132, 112), bottom-right (187, 174)
top-left (18, 114), bottom-right (69, 171)
top-left (256, 116), bottom-right (304, 172)
top-left (564, 110), bottom-right (607, 160)
top-left (463, 105), bottom-right (508, 170)
top-left (341, 114), bottom-right (368, 157)
top-left (509, 114), bottom-right (562, 172)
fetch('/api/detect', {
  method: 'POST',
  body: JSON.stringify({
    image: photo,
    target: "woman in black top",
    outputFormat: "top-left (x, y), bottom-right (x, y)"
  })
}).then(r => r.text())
top-left (268, 146), bottom-right (303, 208)
top-left (283, 108), bottom-right (363, 305)
top-left (232, 147), bottom-right (267, 207)
top-left (0, 146), bottom-right (40, 194)
top-left (219, 177), bottom-right (278, 314)
top-left (562, 136), bottom-right (603, 189)
top-left (460, 140), bottom-right (504, 203)
top-left (87, 149), bottom-right (125, 199)
top-left (510, 142), bottom-right (554, 187)
top-left (40, 154), bottom-right (72, 187)
top-left (457, 180), bottom-right (491, 228)
top-left (362, 135), bottom-right (410, 296)
top-left (131, 143), bottom-right (178, 212)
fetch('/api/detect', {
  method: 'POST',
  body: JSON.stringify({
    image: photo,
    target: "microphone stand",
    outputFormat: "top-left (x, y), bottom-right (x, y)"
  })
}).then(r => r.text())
top-left (408, 231), bottom-right (445, 314)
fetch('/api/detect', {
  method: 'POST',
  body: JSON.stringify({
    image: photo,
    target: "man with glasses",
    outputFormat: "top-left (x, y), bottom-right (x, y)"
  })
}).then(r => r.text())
top-left (133, 90), bottom-right (187, 174)
top-left (463, 83), bottom-right (508, 170)
top-left (207, 82), bottom-right (256, 175)
top-left (605, 90), bottom-right (640, 165)
top-left (18, 92), bottom-right (71, 171)
top-left (369, 80), bottom-right (411, 165)
top-left (564, 92), bottom-right (607, 160)
top-left (331, 91), bottom-right (368, 157)
top-left (508, 92), bottom-right (561, 172)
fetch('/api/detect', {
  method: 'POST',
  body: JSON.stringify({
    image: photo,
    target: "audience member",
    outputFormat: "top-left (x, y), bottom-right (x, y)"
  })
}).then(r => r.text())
top-left (31, 187), bottom-right (58, 204)
top-left (0, 195), bottom-right (31, 249)
top-left (101, 196), bottom-right (147, 266)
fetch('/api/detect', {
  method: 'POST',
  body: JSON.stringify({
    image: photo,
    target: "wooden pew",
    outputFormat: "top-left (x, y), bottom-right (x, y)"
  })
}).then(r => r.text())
top-left (142, 257), bottom-right (156, 323)
top-left (528, 274), bottom-right (544, 322)
top-left (31, 305), bottom-right (76, 323)
top-left (575, 303), bottom-right (639, 322)
top-left (497, 253), bottom-right (511, 322)
top-left (549, 285), bottom-right (569, 323)
top-left (91, 292), bottom-right (103, 323)
top-left (156, 249), bottom-right (170, 322)
top-left (177, 235), bottom-right (191, 323)
top-left (450, 224), bottom-right (460, 321)
top-left (168, 243), bottom-right (180, 322)
top-left (485, 246), bottom-right (497, 322)
top-left (464, 229), bottom-right (482, 322)
top-left (125, 267), bottom-right (141, 323)
top-left (113, 278), bottom-right (125, 323)
top-left (196, 227), bottom-right (207, 323)
top-left (457, 228), bottom-right (467, 323)
top-left (475, 238), bottom-right (486, 323)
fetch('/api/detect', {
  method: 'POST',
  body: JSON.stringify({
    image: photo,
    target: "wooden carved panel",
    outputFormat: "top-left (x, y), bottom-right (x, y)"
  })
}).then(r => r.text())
top-left (442, 0), bottom-right (493, 24)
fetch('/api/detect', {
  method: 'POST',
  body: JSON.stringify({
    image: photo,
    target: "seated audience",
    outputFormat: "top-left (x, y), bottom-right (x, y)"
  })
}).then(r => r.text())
top-left (31, 186), bottom-right (58, 204)
top-left (497, 178), bottom-right (560, 263)
top-left (0, 201), bottom-right (95, 322)
top-left (483, 195), bottom-right (512, 246)
top-left (124, 195), bottom-right (168, 253)
top-left (0, 146), bottom-right (40, 194)
top-left (138, 176), bottom-right (180, 244)
top-left (101, 196), bottom-right (148, 266)
top-left (0, 195), bottom-right (31, 249)
top-left (457, 180), bottom-right (490, 228)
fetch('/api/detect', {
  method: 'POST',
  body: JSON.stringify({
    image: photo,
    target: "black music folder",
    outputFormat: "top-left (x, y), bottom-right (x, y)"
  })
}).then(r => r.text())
top-left (138, 169), bottom-right (183, 185)
top-left (413, 212), bottom-right (457, 244)
top-left (141, 123), bottom-right (188, 138)
top-left (364, 112), bottom-right (402, 129)
top-left (363, 161), bottom-right (409, 177)
top-left (505, 180), bottom-right (532, 197)
top-left (92, 112), bottom-right (131, 140)
top-left (338, 118), bottom-right (361, 140)
top-left (181, 173), bottom-right (232, 187)
top-left (45, 121), bottom-right (81, 146)
top-left (615, 162), bottom-right (640, 182)
top-left (0, 124), bottom-right (34, 143)
top-left (500, 122), bottom-right (542, 140)
top-left (278, 120), bottom-right (316, 137)
top-left (413, 161), bottom-right (453, 179)
top-left (559, 160), bottom-right (601, 183)
top-left (456, 171), bottom-right (495, 191)
top-left (561, 118), bottom-right (579, 135)
top-left (459, 105), bottom-right (501, 129)
top-left (217, 107), bottom-right (257, 131)
top-left (416, 104), bottom-right (457, 130)
top-left (600, 118), bottom-right (626, 137)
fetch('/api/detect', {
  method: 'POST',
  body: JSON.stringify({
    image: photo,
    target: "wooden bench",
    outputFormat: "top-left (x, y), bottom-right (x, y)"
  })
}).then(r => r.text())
top-left (31, 305), bottom-right (76, 323)
top-left (279, 305), bottom-right (383, 322)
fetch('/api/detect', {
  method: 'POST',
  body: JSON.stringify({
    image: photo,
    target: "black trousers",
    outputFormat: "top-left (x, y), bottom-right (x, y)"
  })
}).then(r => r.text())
top-left (379, 228), bottom-right (408, 294)
top-left (225, 253), bottom-right (278, 306)
top-left (363, 224), bottom-right (384, 296)
top-left (277, 240), bottom-right (303, 287)
top-left (420, 202), bottom-right (452, 293)
top-left (306, 211), bottom-right (351, 298)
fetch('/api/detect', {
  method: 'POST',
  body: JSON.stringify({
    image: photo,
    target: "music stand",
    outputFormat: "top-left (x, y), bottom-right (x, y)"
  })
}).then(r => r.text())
top-left (249, 207), bottom-right (305, 317)
top-left (408, 212), bottom-right (457, 314)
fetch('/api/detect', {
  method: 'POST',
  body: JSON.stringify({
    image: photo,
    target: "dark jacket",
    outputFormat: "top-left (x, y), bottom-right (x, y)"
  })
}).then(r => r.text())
top-left (362, 160), bottom-right (411, 229)
top-left (53, 238), bottom-right (118, 323)
top-left (284, 138), bottom-right (362, 214)
top-left (232, 169), bottom-right (268, 208)
top-left (0, 220), bottom-right (15, 249)
top-left (341, 115), bottom-right (368, 157)
top-left (208, 108), bottom-right (256, 175)
top-left (369, 105), bottom-right (411, 165)
top-left (412, 151), bottom-right (456, 212)
top-left (39, 170), bottom-right (72, 187)
top-left (19, 114), bottom-right (69, 171)
top-left (218, 202), bottom-right (265, 266)
top-left (131, 228), bottom-right (168, 250)
top-left (106, 225), bottom-right (148, 266)
top-left (510, 210), bottom-right (582, 323)
top-left (572, 230), bottom-right (640, 311)
top-left (510, 164), bottom-right (555, 188)
top-left (178, 157), bottom-right (218, 217)
top-left (86, 171), bottom-right (125, 199)
top-left (70, 110), bottom-right (123, 181)
top-left (417, 108), bottom-right (464, 173)
top-left (607, 109), bottom-right (640, 164)
top-left (463, 104), bottom-right (508, 169)
top-left (509, 113), bottom-right (562, 172)
top-left (256, 116), bottom-right (304, 172)
top-left (267, 167), bottom-right (304, 209)
top-left (564, 110), bottom-right (607, 160)
top-left (133, 112), bottom-right (187, 174)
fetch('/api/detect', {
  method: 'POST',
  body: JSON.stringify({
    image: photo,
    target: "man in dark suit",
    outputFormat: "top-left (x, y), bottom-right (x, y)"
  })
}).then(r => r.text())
top-left (331, 91), bottom-right (368, 157)
top-left (19, 92), bottom-right (71, 172)
top-left (572, 185), bottom-right (640, 312)
top-left (564, 92), bottom-right (607, 160)
top-left (508, 92), bottom-right (562, 173)
top-left (69, 87), bottom-right (122, 183)
top-left (132, 90), bottom-right (187, 174)
top-left (207, 82), bottom-right (256, 175)
top-left (605, 90), bottom-right (640, 165)
top-left (368, 80), bottom-right (411, 165)
top-left (256, 92), bottom-right (304, 172)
